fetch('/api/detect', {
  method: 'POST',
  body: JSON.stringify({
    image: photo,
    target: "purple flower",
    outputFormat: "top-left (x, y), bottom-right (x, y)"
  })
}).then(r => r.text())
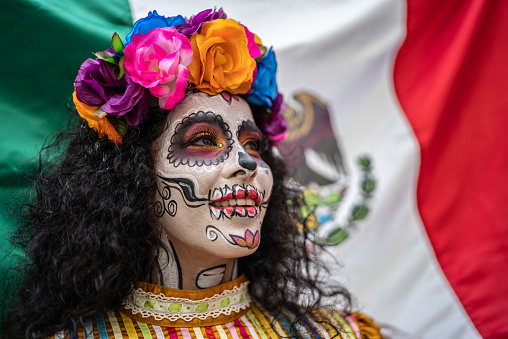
top-left (271, 92), bottom-right (285, 115)
top-left (74, 58), bottom-right (149, 126)
top-left (126, 10), bottom-right (184, 44)
top-left (178, 8), bottom-right (227, 37)
top-left (261, 93), bottom-right (288, 146)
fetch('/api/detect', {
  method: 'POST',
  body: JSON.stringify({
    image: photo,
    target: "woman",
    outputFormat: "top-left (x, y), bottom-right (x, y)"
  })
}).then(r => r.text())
top-left (2, 9), bottom-right (382, 339)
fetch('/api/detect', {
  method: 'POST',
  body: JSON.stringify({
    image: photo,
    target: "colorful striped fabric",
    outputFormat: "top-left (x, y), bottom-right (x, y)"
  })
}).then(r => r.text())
top-left (53, 306), bottom-right (372, 339)
top-left (51, 276), bottom-right (381, 338)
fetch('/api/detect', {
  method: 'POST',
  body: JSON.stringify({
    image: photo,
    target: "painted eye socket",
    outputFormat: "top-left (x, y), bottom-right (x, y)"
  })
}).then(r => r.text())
top-left (186, 132), bottom-right (224, 149)
top-left (242, 138), bottom-right (261, 156)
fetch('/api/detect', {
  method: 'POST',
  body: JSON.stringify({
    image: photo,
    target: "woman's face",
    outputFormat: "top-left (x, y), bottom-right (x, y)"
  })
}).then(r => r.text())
top-left (153, 91), bottom-right (273, 259)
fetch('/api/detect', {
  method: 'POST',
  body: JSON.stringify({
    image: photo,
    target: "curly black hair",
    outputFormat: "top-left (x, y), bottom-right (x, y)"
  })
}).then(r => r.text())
top-left (1, 101), bottom-right (352, 339)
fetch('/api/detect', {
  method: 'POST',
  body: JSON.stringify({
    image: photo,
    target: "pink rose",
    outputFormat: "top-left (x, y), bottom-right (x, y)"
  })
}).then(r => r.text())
top-left (123, 27), bottom-right (193, 110)
top-left (241, 25), bottom-right (261, 59)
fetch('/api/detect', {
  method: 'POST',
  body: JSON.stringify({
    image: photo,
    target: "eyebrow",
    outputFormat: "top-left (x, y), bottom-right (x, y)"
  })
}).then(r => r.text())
top-left (177, 111), bottom-right (228, 131)
top-left (236, 120), bottom-right (263, 136)
top-left (168, 110), bottom-right (232, 148)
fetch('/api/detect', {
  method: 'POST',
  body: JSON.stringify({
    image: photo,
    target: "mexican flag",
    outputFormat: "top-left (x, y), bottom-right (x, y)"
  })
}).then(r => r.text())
top-left (1, 1), bottom-right (506, 338)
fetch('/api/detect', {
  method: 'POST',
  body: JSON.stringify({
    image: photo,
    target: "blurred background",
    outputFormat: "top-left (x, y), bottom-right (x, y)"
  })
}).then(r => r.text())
top-left (1, 1), bottom-right (507, 338)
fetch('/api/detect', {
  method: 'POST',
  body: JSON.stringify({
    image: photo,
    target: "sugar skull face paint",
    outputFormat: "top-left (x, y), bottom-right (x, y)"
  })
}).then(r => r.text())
top-left (153, 91), bottom-right (273, 260)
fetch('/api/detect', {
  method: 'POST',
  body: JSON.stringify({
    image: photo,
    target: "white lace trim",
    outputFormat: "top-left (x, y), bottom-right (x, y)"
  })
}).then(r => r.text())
top-left (123, 282), bottom-right (251, 322)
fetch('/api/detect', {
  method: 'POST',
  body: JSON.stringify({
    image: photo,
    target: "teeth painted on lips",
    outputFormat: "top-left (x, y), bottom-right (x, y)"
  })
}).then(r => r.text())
top-left (210, 185), bottom-right (263, 206)
top-left (233, 184), bottom-right (245, 199)
top-left (246, 184), bottom-right (262, 205)
top-left (210, 205), bottom-right (259, 219)
top-left (223, 206), bottom-right (234, 219)
top-left (209, 184), bottom-right (263, 219)
top-left (212, 188), bottom-right (223, 202)
top-left (211, 206), bottom-right (221, 219)
top-left (236, 206), bottom-right (247, 216)
top-left (247, 206), bottom-right (258, 217)
top-left (223, 186), bottom-right (233, 201)
top-left (211, 199), bottom-right (256, 207)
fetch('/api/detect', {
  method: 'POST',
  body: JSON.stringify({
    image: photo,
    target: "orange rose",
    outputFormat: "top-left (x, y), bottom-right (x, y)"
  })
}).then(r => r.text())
top-left (72, 91), bottom-right (122, 144)
top-left (187, 19), bottom-right (256, 95)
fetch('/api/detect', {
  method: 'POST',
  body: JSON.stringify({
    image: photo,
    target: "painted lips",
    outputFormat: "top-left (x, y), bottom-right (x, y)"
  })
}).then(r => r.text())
top-left (209, 184), bottom-right (262, 219)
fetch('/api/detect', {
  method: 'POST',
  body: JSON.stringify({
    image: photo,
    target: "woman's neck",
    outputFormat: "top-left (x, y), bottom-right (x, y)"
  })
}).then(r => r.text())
top-left (154, 232), bottom-right (238, 290)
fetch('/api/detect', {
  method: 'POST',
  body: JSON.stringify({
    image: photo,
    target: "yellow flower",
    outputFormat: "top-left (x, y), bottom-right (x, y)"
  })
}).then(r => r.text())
top-left (187, 19), bottom-right (256, 95)
top-left (72, 91), bottom-right (122, 144)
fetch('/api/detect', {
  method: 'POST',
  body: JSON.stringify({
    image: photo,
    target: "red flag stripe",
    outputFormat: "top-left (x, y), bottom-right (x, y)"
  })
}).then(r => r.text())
top-left (394, 1), bottom-right (508, 338)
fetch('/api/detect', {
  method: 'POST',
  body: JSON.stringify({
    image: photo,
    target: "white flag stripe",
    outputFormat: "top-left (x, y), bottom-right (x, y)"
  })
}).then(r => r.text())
top-left (128, 1), bottom-right (480, 338)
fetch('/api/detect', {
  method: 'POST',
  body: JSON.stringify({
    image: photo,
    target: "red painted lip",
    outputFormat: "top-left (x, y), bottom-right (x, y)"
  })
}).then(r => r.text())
top-left (210, 187), bottom-right (262, 205)
top-left (211, 206), bottom-right (259, 213)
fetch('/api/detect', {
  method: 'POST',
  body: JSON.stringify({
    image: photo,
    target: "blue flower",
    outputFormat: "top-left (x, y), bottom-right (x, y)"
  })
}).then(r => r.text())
top-left (248, 48), bottom-right (278, 107)
top-left (125, 11), bottom-right (185, 44)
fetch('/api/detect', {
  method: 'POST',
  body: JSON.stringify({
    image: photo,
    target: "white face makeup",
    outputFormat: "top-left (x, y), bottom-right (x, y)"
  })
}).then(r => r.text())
top-left (153, 91), bottom-right (273, 261)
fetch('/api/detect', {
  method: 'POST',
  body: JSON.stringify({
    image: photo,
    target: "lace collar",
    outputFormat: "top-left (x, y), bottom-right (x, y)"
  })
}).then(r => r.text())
top-left (122, 275), bottom-right (251, 327)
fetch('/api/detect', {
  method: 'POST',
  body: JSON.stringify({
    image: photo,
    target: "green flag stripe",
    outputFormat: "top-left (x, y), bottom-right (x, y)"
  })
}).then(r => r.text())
top-left (0, 0), bottom-right (133, 311)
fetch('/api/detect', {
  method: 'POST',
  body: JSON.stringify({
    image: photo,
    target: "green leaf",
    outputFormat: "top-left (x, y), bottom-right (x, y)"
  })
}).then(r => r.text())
top-left (351, 204), bottom-right (369, 220)
top-left (118, 56), bottom-right (126, 80)
top-left (256, 45), bottom-right (267, 61)
top-left (94, 50), bottom-right (116, 64)
top-left (306, 196), bottom-right (320, 206)
top-left (326, 228), bottom-right (349, 246)
top-left (94, 108), bottom-right (107, 118)
top-left (116, 117), bottom-right (128, 135)
top-left (325, 192), bottom-right (343, 205)
top-left (361, 178), bottom-right (376, 194)
top-left (106, 116), bottom-right (128, 136)
top-left (300, 204), bottom-right (317, 220)
top-left (358, 156), bottom-right (371, 169)
top-left (111, 32), bottom-right (125, 55)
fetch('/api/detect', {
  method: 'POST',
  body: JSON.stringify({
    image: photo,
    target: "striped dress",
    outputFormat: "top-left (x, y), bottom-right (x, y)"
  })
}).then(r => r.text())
top-left (53, 276), bottom-right (382, 339)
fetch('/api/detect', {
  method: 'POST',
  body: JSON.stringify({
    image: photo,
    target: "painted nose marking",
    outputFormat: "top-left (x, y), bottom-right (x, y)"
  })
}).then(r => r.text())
top-left (238, 152), bottom-right (257, 171)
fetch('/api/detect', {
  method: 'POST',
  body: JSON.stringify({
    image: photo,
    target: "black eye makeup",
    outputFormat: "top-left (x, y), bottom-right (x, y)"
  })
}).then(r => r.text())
top-left (167, 111), bottom-right (234, 168)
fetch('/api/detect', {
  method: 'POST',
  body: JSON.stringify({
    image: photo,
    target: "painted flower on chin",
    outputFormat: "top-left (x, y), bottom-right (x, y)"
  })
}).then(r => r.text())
top-left (230, 229), bottom-right (260, 249)
top-left (178, 7), bottom-right (227, 37)
top-left (74, 57), bottom-right (149, 126)
top-left (187, 19), bottom-right (256, 95)
top-left (123, 27), bottom-right (193, 110)
top-left (125, 10), bottom-right (184, 44)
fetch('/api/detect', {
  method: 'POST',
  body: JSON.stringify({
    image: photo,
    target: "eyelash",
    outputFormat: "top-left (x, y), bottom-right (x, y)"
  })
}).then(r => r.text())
top-left (242, 137), bottom-right (262, 152)
top-left (185, 129), bottom-right (222, 148)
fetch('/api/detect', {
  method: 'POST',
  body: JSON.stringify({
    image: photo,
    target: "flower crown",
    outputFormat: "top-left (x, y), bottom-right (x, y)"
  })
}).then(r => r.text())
top-left (73, 8), bottom-right (287, 145)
